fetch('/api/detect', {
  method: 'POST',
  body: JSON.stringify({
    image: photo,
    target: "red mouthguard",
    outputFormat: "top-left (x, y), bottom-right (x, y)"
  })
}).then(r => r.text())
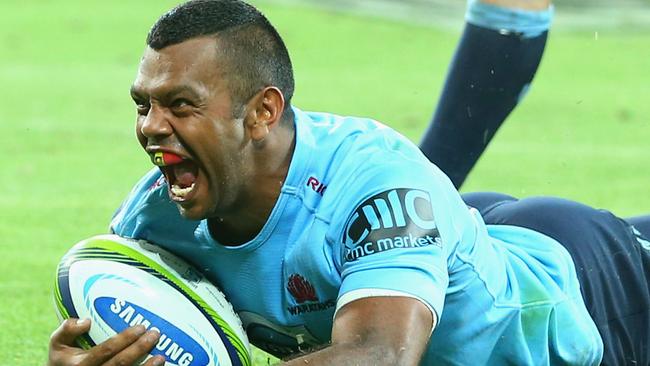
top-left (151, 152), bottom-right (184, 166)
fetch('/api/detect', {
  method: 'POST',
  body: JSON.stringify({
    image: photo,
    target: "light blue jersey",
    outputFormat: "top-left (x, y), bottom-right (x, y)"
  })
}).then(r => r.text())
top-left (111, 108), bottom-right (602, 364)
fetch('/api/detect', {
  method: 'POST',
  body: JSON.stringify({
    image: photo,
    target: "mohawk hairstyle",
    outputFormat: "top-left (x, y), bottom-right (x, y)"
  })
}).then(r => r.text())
top-left (147, 0), bottom-right (295, 118)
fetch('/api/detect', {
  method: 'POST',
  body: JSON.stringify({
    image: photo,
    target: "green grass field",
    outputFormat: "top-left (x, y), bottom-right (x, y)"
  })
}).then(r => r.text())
top-left (1, 1), bottom-right (648, 364)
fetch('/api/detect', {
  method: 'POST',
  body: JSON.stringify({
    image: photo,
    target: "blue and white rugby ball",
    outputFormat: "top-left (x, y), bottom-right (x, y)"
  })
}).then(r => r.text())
top-left (54, 234), bottom-right (251, 366)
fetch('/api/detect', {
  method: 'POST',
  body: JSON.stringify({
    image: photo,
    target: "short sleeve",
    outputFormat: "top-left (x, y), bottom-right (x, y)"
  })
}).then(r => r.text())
top-left (333, 184), bottom-right (454, 323)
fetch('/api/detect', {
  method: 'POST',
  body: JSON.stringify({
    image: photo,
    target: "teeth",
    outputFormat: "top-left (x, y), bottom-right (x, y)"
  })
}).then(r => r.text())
top-left (171, 183), bottom-right (195, 197)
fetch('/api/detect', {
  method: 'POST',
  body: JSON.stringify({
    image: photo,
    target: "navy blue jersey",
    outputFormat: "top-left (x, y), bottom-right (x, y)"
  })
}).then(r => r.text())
top-left (111, 108), bottom-right (602, 364)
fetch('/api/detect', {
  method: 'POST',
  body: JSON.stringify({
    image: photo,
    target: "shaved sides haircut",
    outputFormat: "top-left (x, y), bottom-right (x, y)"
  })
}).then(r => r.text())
top-left (147, 0), bottom-right (295, 119)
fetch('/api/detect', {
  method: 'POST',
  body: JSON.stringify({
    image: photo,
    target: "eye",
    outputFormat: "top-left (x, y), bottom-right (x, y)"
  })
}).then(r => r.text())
top-left (136, 103), bottom-right (150, 116)
top-left (132, 98), bottom-right (150, 116)
top-left (170, 98), bottom-right (195, 116)
top-left (171, 98), bottom-right (192, 109)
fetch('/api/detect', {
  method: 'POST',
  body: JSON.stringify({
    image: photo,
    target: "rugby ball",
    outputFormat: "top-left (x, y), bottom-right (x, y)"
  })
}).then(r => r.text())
top-left (54, 234), bottom-right (251, 366)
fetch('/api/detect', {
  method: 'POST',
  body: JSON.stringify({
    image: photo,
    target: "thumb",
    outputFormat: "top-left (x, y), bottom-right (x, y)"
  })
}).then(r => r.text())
top-left (50, 318), bottom-right (92, 348)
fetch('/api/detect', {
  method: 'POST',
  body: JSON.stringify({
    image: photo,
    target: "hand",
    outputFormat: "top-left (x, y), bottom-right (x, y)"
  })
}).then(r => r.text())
top-left (48, 318), bottom-right (166, 366)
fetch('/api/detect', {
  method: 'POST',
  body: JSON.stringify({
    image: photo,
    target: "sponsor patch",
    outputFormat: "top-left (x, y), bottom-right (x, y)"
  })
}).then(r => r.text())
top-left (342, 188), bottom-right (442, 262)
top-left (306, 176), bottom-right (327, 196)
top-left (94, 297), bottom-right (209, 366)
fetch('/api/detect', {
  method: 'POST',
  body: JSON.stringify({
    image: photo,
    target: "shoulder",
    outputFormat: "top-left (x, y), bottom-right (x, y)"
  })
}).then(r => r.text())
top-left (322, 120), bottom-right (461, 230)
top-left (295, 107), bottom-right (475, 256)
top-left (304, 110), bottom-right (472, 261)
top-left (296, 108), bottom-right (452, 197)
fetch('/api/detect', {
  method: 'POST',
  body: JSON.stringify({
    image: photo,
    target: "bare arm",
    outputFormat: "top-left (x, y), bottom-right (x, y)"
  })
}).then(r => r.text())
top-left (283, 296), bottom-right (434, 366)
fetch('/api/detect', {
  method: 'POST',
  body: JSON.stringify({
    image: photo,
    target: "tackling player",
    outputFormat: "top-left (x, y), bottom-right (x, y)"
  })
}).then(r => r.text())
top-left (47, 1), bottom-right (649, 365)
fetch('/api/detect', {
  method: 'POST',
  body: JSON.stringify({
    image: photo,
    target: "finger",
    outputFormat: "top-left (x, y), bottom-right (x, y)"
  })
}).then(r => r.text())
top-left (141, 354), bottom-right (166, 366)
top-left (83, 325), bottom-right (148, 365)
top-left (50, 318), bottom-right (91, 348)
top-left (104, 330), bottom-right (161, 366)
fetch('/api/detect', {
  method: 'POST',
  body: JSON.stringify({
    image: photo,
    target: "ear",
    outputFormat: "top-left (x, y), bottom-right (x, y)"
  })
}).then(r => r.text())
top-left (246, 86), bottom-right (285, 143)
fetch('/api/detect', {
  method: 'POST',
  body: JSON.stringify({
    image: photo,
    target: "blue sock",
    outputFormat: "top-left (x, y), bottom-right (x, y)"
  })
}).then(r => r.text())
top-left (419, 1), bottom-right (553, 188)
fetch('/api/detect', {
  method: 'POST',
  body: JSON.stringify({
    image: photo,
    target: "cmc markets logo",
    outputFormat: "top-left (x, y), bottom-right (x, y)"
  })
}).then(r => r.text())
top-left (342, 188), bottom-right (442, 262)
top-left (286, 274), bottom-right (335, 315)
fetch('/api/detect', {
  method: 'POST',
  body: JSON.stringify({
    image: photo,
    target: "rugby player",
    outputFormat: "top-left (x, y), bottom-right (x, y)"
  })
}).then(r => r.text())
top-left (420, 0), bottom-right (554, 188)
top-left (47, 1), bottom-right (649, 365)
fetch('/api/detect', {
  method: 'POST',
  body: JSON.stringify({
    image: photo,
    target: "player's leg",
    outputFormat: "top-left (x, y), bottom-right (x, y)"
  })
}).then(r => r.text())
top-left (419, 0), bottom-right (553, 188)
top-left (474, 195), bottom-right (650, 365)
top-left (461, 191), bottom-right (517, 215)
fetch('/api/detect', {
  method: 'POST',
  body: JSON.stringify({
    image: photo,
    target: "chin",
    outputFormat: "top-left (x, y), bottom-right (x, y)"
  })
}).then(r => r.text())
top-left (176, 204), bottom-right (209, 221)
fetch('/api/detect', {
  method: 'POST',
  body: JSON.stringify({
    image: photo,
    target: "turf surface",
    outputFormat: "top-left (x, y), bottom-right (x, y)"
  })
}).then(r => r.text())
top-left (1, 1), bottom-right (648, 364)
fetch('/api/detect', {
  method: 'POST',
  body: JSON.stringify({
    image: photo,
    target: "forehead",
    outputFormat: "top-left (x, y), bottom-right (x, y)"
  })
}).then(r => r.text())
top-left (132, 37), bottom-right (225, 94)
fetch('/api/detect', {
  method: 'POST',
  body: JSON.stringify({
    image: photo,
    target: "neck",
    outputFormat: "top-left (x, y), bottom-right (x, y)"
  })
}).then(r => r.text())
top-left (208, 122), bottom-right (295, 246)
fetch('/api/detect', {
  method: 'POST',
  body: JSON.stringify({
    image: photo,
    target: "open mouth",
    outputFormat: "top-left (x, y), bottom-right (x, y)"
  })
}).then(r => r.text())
top-left (165, 160), bottom-right (198, 199)
top-left (150, 152), bottom-right (200, 201)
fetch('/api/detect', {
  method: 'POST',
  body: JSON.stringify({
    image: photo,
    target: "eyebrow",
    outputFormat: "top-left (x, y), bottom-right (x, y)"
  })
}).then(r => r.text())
top-left (130, 85), bottom-right (203, 101)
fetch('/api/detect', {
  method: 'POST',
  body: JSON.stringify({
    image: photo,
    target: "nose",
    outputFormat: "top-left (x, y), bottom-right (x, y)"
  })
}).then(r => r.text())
top-left (139, 104), bottom-right (173, 140)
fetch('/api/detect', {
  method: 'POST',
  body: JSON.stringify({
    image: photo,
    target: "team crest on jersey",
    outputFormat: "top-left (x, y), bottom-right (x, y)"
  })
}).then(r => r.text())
top-left (286, 274), bottom-right (335, 315)
top-left (342, 188), bottom-right (442, 262)
top-left (287, 274), bottom-right (318, 303)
